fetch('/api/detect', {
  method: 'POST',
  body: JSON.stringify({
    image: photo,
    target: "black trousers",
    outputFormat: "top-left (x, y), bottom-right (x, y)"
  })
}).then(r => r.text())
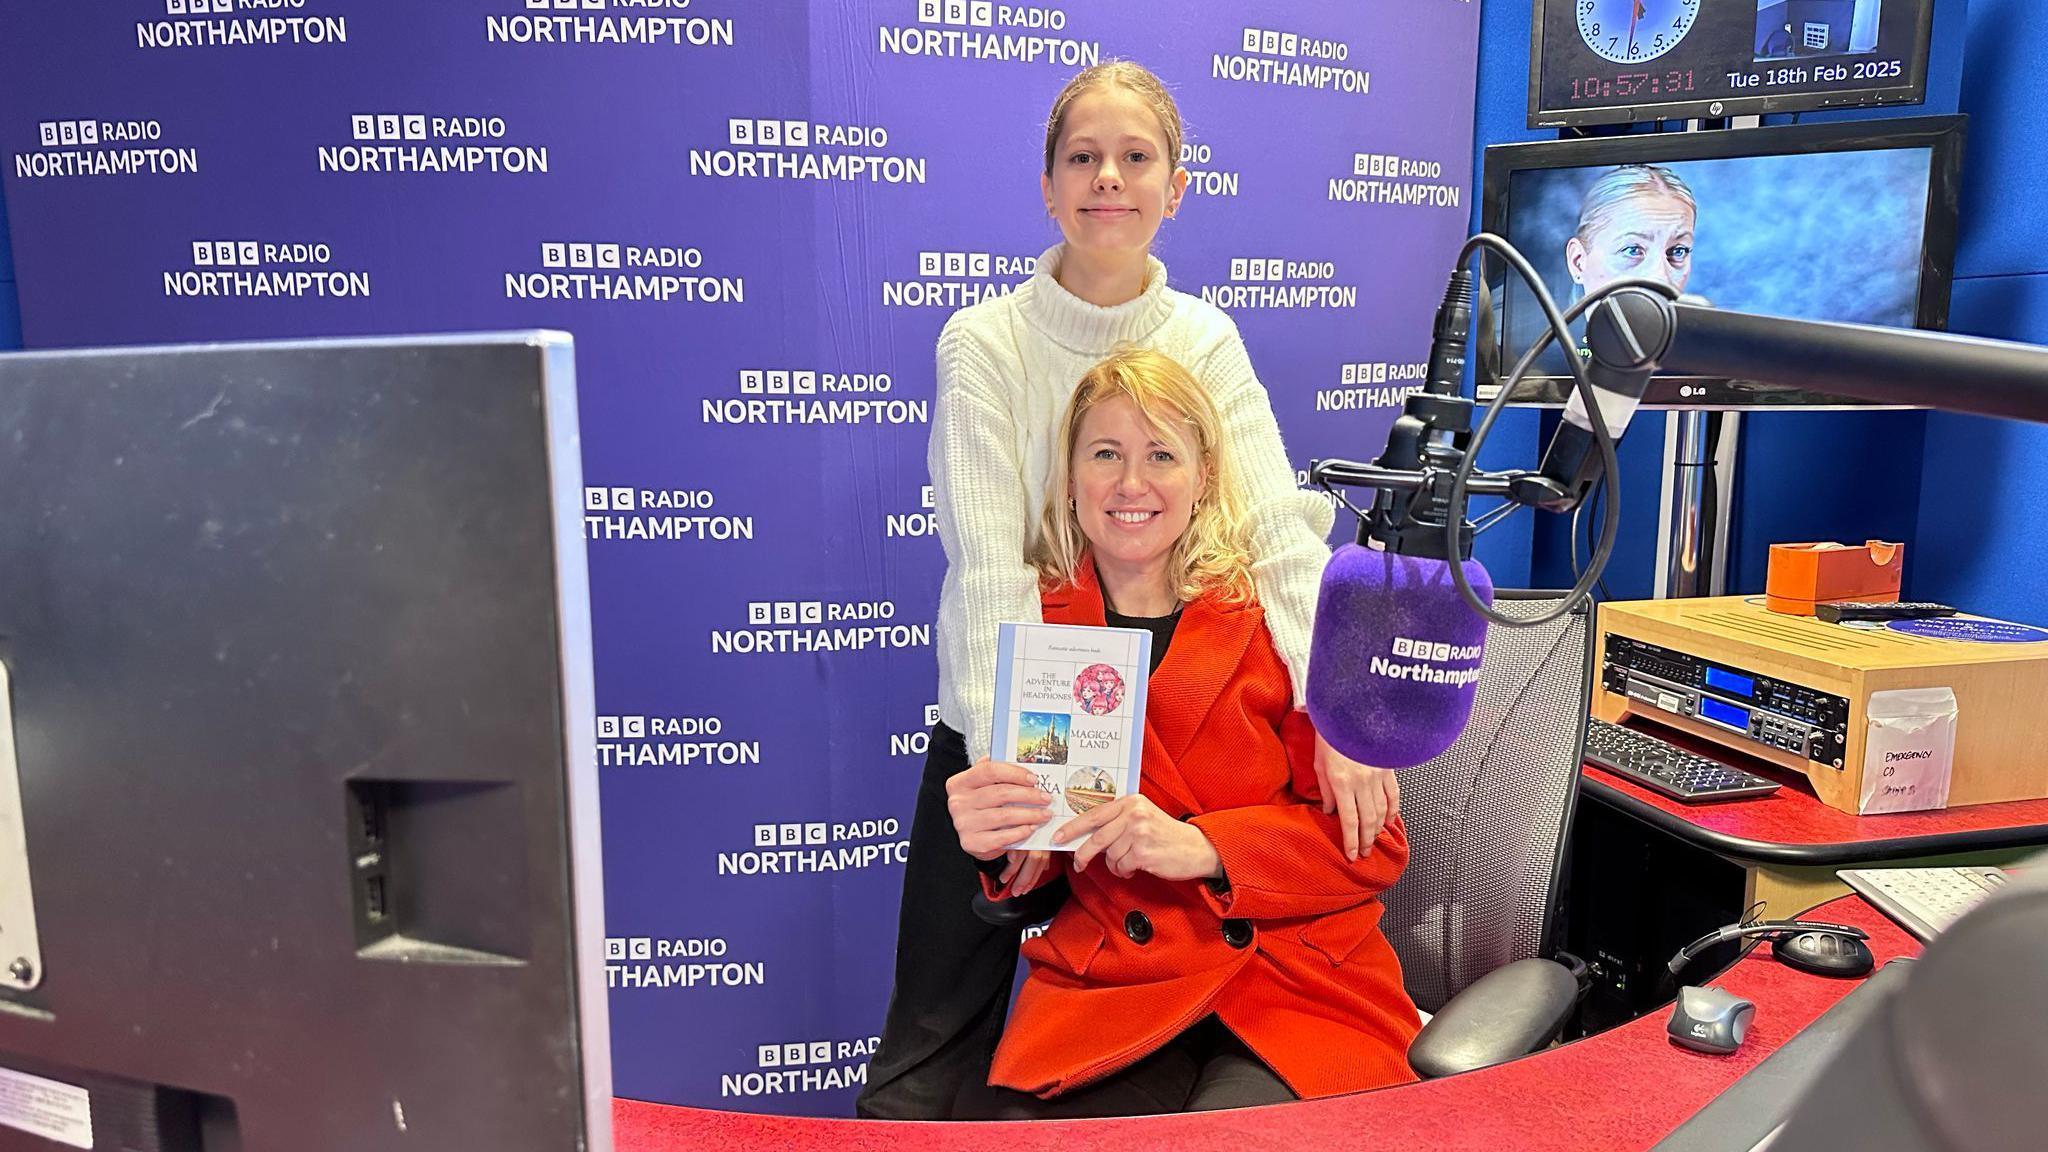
top-left (952, 1016), bottom-right (1297, 1119)
top-left (856, 722), bottom-right (1021, 1119)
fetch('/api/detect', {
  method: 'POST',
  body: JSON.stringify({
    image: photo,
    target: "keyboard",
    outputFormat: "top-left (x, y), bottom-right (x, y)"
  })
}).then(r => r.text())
top-left (1838, 865), bottom-right (2009, 943)
top-left (1583, 719), bottom-right (1783, 802)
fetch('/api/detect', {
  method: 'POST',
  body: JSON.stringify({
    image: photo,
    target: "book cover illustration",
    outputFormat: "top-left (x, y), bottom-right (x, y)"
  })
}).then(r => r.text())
top-left (992, 621), bottom-right (1150, 851)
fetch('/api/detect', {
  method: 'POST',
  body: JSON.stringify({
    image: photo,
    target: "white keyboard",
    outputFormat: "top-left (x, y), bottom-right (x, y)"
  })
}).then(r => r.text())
top-left (1837, 865), bottom-right (2009, 943)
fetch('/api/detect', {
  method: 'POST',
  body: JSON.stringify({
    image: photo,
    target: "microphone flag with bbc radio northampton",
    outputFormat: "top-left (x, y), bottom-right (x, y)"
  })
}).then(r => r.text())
top-left (0, 0), bottom-right (1479, 1117)
top-left (1309, 544), bottom-right (1493, 770)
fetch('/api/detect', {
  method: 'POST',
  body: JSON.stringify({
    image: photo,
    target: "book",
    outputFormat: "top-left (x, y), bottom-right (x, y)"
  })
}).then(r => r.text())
top-left (992, 621), bottom-right (1150, 852)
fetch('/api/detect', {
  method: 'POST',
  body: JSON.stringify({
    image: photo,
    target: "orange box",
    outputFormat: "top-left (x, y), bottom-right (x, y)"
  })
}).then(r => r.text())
top-left (1765, 541), bottom-right (1903, 616)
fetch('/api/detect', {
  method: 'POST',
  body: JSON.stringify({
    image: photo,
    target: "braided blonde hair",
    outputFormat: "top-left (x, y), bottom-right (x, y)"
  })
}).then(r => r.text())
top-left (1042, 60), bottom-right (1185, 176)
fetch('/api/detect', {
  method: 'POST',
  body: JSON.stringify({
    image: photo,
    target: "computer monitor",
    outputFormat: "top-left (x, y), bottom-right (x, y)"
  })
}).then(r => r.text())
top-left (0, 334), bottom-right (611, 1151)
top-left (1528, 0), bottom-right (1935, 128)
top-left (1479, 115), bottom-right (1963, 409)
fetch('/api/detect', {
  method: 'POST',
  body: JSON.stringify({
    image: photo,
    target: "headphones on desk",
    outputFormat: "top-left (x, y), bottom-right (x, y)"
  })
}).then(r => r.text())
top-left (1668, 917), bottom-right (1876, 980)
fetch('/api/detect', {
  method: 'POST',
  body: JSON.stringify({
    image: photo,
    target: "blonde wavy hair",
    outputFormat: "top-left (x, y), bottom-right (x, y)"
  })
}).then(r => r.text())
top-left (1035, 348), bottom-right (1255, 605)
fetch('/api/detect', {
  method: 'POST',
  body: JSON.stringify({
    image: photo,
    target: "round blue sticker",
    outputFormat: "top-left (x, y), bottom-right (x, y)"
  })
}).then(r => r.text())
top-left (1887, 618), bottom-right (2048, 643)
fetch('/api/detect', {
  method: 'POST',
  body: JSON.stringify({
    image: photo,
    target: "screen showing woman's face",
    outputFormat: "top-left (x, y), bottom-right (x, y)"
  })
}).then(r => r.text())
top-left (1566, 192), bottom-right (1696, 296)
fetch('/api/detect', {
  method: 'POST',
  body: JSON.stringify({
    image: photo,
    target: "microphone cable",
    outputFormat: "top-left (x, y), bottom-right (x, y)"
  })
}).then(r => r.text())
top-left (1570, 479), bottom-right (1617, 603)
top-left (1441, 232), bottom-right (1678, 627)
top-left (1659, 904), bottom-right (1871, 999)
top-left (1319, 233), bottom-right (1677, 627)
top-left (1654, 900), bottom-right (1772, 999)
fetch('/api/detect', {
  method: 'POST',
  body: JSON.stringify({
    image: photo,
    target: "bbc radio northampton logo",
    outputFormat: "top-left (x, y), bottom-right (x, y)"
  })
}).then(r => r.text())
top-left (876, 0), bottom-right (1102, 67)
top-left (594, 710), bottom-right (761, 768)
top-left (509, 239), bottom-right (743, 304)
top-left (1213, 24), bottom-right (1370, 93)
top-left (486, 0), bottom-right (735, 47)
top-left (604, 936), bottom-right (766, 990)
top-left (166, 238), bottom-right (371, 299)
top-left (880, 248), bottom-right (1034, 308)
top-left (1200, 258), bottom-right (1359, 310)
top-left (582, 485), bottom-right (755, 542)
top-left (690, 116), bottom-right (926, 184)
top-left (1374, 635), bottom-right (1484, 687)
top-left (710, 600), bottom-right (930, 654)
top-left (722, 1036), bottom-right (877, 1097)
top-left (318, 113), bottom-right (549, 174)
top-left (1315, 359), bottom-right (1427, 413)
top-left (1328, 151), bottom-right (1463, 208)
top-left (140, 0), bottom-right (348, 49)
top-left (16, 118), bottom-right (197, 179)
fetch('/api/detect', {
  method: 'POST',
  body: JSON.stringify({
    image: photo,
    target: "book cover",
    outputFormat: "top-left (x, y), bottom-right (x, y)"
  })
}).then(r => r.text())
top-left (992, 621), bottom-right (1150, 852)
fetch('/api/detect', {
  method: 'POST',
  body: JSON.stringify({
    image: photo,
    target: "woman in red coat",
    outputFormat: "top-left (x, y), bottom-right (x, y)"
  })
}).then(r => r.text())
top-left (945, 348), bottom-right (1421, 1118)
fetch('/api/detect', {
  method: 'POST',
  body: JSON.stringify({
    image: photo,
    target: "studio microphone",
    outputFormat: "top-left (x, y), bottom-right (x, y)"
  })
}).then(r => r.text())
top-left (1307, 275), bottom-right (1674, 770)
top-left (1422, 267), bottom-right (1474, 397)
top-left (1307, 543), bottom-right (1492, 770)
top-left (1307, 270), bottom-right (1494, 770)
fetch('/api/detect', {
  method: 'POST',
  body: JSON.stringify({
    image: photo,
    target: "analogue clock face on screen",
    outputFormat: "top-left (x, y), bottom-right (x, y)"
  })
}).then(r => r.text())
top-left (1577, 0), bottom-right (1700, 64)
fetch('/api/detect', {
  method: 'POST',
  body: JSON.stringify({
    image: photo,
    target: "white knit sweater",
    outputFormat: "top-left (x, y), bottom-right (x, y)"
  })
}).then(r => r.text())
top-left (931, 243), bottom-right (1336, 761)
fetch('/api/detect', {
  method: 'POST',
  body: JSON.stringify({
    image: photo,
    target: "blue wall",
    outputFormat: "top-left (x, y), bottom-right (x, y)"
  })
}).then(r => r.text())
top-left (1912, 0), bottom-right (2048, 622)
top-left (1723, 0), bottom-right (1968, 598)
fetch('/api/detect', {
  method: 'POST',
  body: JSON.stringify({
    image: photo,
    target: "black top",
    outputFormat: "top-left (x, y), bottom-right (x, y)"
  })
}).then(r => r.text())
top-left (1105, 606), bottom-right (1180, 673)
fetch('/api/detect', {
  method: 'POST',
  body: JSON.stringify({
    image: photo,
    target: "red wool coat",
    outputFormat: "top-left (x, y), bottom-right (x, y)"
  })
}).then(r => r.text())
top-left (986, 562), bottom-right (1422, 1100)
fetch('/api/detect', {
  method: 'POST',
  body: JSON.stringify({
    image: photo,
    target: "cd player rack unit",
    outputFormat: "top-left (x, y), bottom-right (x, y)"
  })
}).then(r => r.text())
top-left (1592, 597), bottom-right (2048, 815)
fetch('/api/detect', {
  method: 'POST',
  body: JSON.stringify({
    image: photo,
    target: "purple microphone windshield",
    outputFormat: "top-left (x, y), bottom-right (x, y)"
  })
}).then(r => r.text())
top-left (1306, 544), bottom-right (1494, 770)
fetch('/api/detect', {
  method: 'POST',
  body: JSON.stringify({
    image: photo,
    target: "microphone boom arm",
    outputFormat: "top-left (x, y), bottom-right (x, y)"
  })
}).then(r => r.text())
top-left (1668, 302), bottom-right (2048, 423)
top-left (1309, 459), bottom-right (1518, 498)
top-left (1317, 290), bottom-right (2048, 536)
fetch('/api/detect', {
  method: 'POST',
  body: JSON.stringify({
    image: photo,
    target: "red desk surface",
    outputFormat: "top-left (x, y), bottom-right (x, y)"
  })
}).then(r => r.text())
top-left (612, 894), bottom-right (1917, 1152)
top-left (1580, 719), bottom-right (2048, 862)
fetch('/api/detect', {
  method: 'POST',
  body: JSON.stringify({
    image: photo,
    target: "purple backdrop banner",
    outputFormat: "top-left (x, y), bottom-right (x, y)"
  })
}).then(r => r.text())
top-left (0, 0), bottom-right (1478, 1116)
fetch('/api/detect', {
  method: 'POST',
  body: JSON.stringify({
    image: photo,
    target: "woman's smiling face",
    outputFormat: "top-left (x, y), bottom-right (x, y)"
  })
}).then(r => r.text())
top-left (1069, 395), bottom-right (1203, 577)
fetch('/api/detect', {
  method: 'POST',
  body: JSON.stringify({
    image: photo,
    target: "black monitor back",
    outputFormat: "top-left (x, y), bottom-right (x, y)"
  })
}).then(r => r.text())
top-left (0, 334), bottom-right (609, 1151)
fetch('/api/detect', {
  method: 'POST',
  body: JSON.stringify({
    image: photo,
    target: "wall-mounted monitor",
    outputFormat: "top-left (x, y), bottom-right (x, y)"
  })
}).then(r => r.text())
top-left (1529, 0), bottom-right (1936, 129)
top-left (1479, 115), bottom-right (1963, 409)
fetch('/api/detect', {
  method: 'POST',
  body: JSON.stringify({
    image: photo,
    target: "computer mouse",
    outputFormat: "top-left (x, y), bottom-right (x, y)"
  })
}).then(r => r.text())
top-left (1773, 928), bottom-right (1875, 977)
top-left (1668, 985), bottom-right (1755, 1054)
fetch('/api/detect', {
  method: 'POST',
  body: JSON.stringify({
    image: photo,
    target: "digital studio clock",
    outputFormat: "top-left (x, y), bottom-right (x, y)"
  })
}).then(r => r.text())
top-left (1577, 0), bottom-right (1700, 64)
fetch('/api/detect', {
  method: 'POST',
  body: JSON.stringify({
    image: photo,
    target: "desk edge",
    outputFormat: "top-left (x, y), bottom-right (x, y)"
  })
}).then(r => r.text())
top-left (1580, 776), bottom-right (2048, 864)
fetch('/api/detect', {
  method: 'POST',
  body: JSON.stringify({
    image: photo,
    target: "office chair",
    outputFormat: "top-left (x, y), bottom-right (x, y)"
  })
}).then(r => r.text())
top-left (1381, 588), bottom-right (1593, 1077)
top-left (972, 590), bottom-right (1595, 1078)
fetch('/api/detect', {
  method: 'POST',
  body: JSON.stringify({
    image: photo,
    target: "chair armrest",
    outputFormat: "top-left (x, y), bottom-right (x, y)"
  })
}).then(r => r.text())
top-left (1408, 957), bottom-right (1580, 1078)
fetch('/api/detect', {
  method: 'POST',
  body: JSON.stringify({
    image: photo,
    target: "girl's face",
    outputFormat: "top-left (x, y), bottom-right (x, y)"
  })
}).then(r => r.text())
top-left (1041, 86), bottom-right (1187, 263)
top-left (1068, 396), bottom-right (1204, 578)
top-left (1566, 192), bottom-right (1696, 295)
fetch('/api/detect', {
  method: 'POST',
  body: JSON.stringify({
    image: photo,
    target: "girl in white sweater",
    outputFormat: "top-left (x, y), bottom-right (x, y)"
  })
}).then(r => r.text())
top-left (858, 61), bottom-right (1399, 1120)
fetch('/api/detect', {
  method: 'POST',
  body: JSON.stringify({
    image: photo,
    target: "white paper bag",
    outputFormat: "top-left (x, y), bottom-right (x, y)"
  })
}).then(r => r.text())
top-left (1860, 687), bottom-right (1958, 815)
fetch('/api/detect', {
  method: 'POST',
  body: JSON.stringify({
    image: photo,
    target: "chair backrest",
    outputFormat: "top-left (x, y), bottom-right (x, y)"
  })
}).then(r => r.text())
top-left (1381, 589), bottom-right (1591, 1014)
